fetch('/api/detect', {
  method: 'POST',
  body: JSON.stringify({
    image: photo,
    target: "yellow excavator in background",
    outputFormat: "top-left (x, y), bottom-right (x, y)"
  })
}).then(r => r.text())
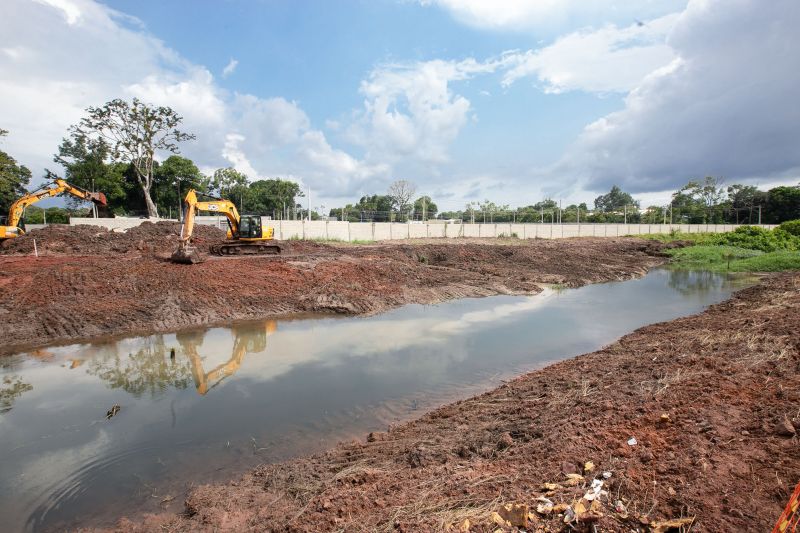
top-left (0, 178), bottom-right (108, 240)
top-left (171, 189), bottom-right (280, 264)
top-left (177, 320), bottom-right (277, 395)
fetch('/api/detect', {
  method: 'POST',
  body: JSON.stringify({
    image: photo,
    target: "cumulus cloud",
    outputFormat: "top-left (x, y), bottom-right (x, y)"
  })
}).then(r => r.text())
top-left (222, 58), bottom-right (238, 78)
top-left (560, 0), bottom-right (800, 193)
top-left (502, 14), bottom-right (678, 93)
top-left (0, 0), bottom-right (382, 198)
top-left (420, 0), bottom-right (686, 32)
top-left (349, 58), bottom-right (505, 166)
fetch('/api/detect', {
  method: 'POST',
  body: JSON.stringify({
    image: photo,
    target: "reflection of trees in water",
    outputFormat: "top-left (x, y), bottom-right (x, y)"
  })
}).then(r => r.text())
top-left (87, 335), bottom-right (192, 397)
top-left (668, 269), bottom-right (724, 296)
top-left (0, 375), bottom-right (33, 413)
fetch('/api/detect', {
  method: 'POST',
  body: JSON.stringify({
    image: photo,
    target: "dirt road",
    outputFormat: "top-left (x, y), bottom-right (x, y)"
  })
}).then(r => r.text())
top-left (0, 226), bottom-right (668, 354)
top-left (105, 273), bottom-right (800, 533)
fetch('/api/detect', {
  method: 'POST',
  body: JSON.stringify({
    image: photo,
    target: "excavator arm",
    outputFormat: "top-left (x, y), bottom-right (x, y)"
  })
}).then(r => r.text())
top-left (0, 179), bottom-right (108, 240)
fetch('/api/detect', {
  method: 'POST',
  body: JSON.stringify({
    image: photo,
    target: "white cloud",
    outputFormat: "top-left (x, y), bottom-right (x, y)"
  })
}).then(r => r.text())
top-left (0, 0), bottom-right (382, 199)
top-left (420, 0), bottom-right (687, 32)
top-left (222, 58), bottom-right (238, 78)
top-left (502, 14), bottom-right (679, 93)
top-left (559, 0), bottom-right (800, 193)
top-left (349, 58), bottom-right (503, 166)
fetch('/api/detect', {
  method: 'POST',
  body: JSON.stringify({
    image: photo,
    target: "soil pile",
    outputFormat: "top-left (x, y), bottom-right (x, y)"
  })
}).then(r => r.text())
top-left (0, 221), bottom-right (227, 255)
top-left (105, 273), bottom-right (800, 532)
top-left (0, 238), bottom-right (665, 353)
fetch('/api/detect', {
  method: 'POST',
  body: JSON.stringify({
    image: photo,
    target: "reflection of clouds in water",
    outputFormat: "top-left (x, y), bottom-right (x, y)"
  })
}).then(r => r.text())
top-left (431, 289), bottom-right (554, 335)
top-left (229, 292), bottom-right (554, 383)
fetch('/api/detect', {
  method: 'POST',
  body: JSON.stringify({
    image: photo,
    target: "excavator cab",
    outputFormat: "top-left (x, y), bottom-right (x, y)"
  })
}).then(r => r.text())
top-left (238, 215), bottom-right (274, 241)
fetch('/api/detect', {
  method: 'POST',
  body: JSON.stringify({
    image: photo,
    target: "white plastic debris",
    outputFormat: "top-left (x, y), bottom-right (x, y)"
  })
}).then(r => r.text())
top-left (627, 436), bottom-right (638, 446)
top-left (583, 478), bottom-right (607, 501)
top-left (602, 471), bottom-right (613, 479)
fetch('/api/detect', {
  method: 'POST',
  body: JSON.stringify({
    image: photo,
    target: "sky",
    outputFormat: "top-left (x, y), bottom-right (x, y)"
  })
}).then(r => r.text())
top-left (1, 0), bottom-right (798, 212)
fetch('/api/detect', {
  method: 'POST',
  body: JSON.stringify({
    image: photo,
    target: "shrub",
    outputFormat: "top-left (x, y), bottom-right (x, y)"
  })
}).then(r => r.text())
top-left (708, 225), bottom-right (799, 252)
top-left (779, 219), bottom-right (800, 237)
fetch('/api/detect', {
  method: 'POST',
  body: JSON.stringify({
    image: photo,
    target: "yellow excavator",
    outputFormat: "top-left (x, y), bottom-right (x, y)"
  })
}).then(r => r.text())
top-left (0, 178), bottom-right (108, 240)
top-left (177, 320), bottom-right (277, 395)
top-left (171, 189), bottom-right (280, 264)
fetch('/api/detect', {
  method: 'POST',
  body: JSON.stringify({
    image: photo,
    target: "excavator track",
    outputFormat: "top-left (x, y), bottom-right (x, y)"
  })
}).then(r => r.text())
top-left (210, 242), bottom-right (281, 256)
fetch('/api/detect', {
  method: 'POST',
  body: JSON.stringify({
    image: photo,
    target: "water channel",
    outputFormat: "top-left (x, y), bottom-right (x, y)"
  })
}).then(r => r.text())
top-left (0, 268), bottom-right (755, 531)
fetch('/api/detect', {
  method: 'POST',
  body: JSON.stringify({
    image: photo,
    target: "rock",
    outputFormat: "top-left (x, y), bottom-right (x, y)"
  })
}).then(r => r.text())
top-left (541, 482), bottom-right (559, 491)
top-left (640, 450), bottom-right (654, 463)
top-left (561, 461), bottom-right (578, 475)
top-left (490, 511), bottom-right (510, 528)
top-left (564, 473), bottom-right (584, 486)
top-left (553, 503), bottom-right (570, 513)
top-left (741, 430), bottom-right (750, 436)
top-left (667, 487), bottom-right (677, 497)
top-left (776, 416), bottom-right (796, 437)
top-left (367, 431), bottom-right (387, 442)
top-left (497, 503), bottom-right (529, 528)
top-left (535, 497), bottom-right (553, 515)
top-left (496, 432), bottom-right (514, 450)
top-left (659, 413), bottom-right (671, 423)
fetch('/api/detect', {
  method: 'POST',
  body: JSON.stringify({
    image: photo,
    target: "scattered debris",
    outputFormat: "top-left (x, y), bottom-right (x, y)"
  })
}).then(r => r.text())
top-left (583, 460), bottom-right (595, 473)
top-left (497, 502), bottom-right (529, 528)
top-left (583, 479), bottom-right (606, 501)
top-left (564, 473), bottom-right (584, 486)
top-left (535, 497), bottom-right (554, 515)
top-left (649, 516), bottom-right (695, 532)
top-left (776, 416), bottom-right (796, 437)
top-left (106, 404), bottom-right (121, 419)
top-left (627, 436), bottom-right (638, 446)
top-left (602, 471), bottom-right (613, 479)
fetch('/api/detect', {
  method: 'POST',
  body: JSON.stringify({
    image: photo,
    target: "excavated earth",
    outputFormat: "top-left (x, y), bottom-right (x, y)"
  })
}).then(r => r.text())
top-left (98, 273), bottom-right (800, 533)
top-left (0, 223), bottom-right (671, 354)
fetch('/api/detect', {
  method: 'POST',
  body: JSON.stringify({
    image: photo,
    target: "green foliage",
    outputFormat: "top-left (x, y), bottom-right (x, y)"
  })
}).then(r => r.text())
top-left (666, 245), bottom-right (800, 272)
top-left (0, 129), bottom-right (32, 217)
top-left (707, 225), bottom-right (799, 252)
top-left (778, 220), bottom-right (800, 237)
top-left (247, 178), bottom-right (302, 217)
top-left (413, 196), bottom-right (438, 219)
top-left (765, 186), bottom-right (800, 223)
top-left (72, 98), bottom-right (195, 217)
top-left (210, 167), bottom-right (249, 206)
top-left (153, 155), bottom-right (205, 216)
top-left (594, 185), bottom-right (639, 212)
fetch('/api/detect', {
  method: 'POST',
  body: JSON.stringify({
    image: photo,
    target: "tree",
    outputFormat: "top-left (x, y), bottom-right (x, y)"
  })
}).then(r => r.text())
top-left (387, 180), bottom-right (416, 219)
top-left (765, 185), bottom-right (800, 223)
top-left (153, 155), bottom-right (204, 219)
top-left (247, 178), bottom-right (303, 217)
top-left (672, 177), bottom-right (726, 223)
top-left (210, 167), bottom-right (249, 210)
top-left (52, 134), bottom-right (130, 212)
top-left (594, 185), bottom-right (639, 212)
top-left (71, 98), bottom-right (195, 218)
top-left (413, 196), bottom-right (438, 220)
top-left (727, 184), bottom-right (766, 223)
top-left (0, 128), bottom-right (32, 216)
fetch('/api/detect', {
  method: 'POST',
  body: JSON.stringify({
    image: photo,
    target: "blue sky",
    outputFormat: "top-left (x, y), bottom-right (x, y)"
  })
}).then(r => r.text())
top-left (2, 0), bottom-right (798, 212)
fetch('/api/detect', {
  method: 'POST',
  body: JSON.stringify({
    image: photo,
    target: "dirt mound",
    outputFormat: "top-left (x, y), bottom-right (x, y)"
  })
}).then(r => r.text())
top-left (0, 221), bottom-right (227, 256)
top-left (105, 273), bottom-right (800, 533)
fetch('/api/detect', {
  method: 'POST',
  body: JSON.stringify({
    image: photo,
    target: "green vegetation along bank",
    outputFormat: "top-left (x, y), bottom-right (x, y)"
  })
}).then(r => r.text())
top-left (649, 222), bottom-right (800, 272)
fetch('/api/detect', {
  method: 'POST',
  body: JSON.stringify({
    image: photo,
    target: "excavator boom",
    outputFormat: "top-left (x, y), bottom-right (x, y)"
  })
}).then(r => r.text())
top-left (0, 178), bottom-right (108, 240)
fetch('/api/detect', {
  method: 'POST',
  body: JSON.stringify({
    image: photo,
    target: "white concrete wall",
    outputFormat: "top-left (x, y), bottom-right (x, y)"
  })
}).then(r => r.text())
top-left (68, 217), bottom-right (779, 241)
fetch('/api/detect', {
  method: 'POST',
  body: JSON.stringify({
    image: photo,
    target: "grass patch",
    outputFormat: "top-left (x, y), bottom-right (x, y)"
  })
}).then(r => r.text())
top-left (665, 245), bottom-right (800, 272)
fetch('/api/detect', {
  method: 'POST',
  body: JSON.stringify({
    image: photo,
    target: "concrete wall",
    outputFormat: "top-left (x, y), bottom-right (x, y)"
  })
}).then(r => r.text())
top-left (69, 216), bottom-right (779, 241)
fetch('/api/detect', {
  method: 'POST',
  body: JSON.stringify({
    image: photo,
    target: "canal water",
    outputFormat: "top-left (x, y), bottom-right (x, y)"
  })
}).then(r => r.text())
top-left (0, 269), bottom-right (754, 531)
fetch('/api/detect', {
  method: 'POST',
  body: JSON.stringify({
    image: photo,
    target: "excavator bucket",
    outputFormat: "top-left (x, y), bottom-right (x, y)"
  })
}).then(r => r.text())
top-left (170, 243), bottom-right (204, 264)
top-left (89, 191), bottom-right (108, 206)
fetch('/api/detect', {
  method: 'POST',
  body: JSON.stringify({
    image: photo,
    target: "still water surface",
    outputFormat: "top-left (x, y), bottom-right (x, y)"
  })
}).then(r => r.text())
top-left (0, 269), bottom-right (753, 531)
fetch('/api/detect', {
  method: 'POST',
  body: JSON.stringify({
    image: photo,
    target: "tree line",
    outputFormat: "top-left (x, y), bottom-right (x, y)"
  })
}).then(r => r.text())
top-left (1, 98), bottom-right (799, 225)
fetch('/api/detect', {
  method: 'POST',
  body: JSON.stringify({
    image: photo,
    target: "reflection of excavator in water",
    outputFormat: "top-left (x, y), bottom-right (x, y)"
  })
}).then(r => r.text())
top-left (177, 320), bottom-right (277, 395)
top-left (0, 178), bottom-right (108, 240)
top-left (171, 189), bottom-right (280, 264)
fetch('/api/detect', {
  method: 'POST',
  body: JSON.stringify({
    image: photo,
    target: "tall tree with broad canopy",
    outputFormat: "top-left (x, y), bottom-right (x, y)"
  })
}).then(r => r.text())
top-left (247, 179), bottom-right (303, 217)
top-left (210, 167), bottom-right (250, 210)
top-left (0, 128), bottom-right (32, 216)
top-left (70, 98), bottom-right (195, 218)
top-left (153, 155), bottom-right (205, 219)
top-left (413, 196), bottom-right (437, 219)
top-left (594, 185), bottom-right (639, 212)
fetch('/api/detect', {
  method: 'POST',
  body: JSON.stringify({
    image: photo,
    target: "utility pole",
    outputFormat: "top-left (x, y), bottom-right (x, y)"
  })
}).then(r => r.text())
top-left (307, 187), bottom-right (311, 221)
top-left (540, 206), bottom-right (544, 223)
top-left (663, 206), bottom-right (667, 225)
top-left (558, 200), bottom-right (562, 224)
top-left (757, 206), bottom-right (762, 225)
top-left (624, 204), bottom-right (627, 224)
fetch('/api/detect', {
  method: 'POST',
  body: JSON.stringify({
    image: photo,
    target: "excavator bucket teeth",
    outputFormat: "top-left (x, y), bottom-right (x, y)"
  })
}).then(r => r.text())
top-left (171, 245), bottom-right (204, 264)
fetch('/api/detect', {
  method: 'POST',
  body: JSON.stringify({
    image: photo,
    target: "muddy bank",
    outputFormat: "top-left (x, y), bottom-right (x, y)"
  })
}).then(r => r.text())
top-left (102, 273), bottom-right (800, 533)
top-left (0, 238), bottom-right (666, 354)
